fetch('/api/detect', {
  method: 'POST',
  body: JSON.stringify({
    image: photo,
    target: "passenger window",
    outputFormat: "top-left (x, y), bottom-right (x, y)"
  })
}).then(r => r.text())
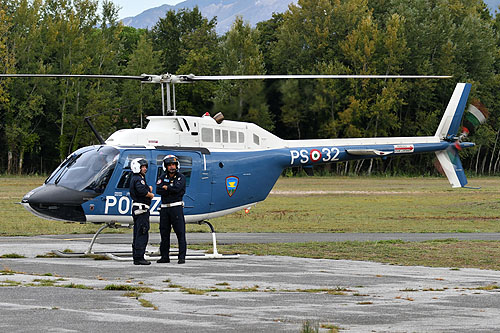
top-left (253, 134), bottom-right (260, 145)
top-left (238, 132), bottom-right (245, 143)
top-left (230, 131), bottom-right (237, 143)
top-left (222, 130), bottom-right (229, 143)
top-left (214, 129), bottom-right (221, 142)
top-left (201, 128), bottom-right (213, 142)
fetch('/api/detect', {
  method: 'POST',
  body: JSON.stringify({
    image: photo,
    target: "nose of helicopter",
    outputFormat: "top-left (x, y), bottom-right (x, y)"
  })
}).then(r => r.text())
top-left (22, 184), bottom-right (98, 222)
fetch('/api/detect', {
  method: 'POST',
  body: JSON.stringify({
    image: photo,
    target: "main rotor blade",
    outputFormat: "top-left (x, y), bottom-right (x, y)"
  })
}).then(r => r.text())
top-left (0, 74), bottom-right (147, 80)
top-left (184, 74), bottom-right (453, 81)
top-left (0, 73), bottom-right (453, 84)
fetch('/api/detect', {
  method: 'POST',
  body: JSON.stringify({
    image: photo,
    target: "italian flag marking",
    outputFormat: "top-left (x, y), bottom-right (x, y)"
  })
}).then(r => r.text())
top-left (310, 149), bottom-right (321, 162)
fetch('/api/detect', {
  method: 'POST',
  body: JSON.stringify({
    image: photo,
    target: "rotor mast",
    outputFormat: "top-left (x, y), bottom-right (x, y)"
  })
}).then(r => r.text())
top-left (142, 73), bottom-right (196, 116)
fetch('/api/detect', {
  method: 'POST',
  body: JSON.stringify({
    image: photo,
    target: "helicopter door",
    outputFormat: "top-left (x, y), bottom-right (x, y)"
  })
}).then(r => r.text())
top-left (153, 151), bottom-right (210, 219)
top-left (108, 150), bottom-right (154, 218)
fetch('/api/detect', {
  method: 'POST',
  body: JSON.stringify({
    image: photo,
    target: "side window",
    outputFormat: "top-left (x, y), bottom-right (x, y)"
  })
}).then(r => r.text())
top-left (214, 129), bottom-right (221, 142)
top-left (116, 154), bottom-right (146, 188)
top-left (117, 171), bottom-right (133, 189)
top-left (222, 130), bottom-right (229, 143)
top-left (201, 128), bottom-right (213, 142)
top-left (124, 154), bottom-right (146, 169)
top-left (238, 132), bottom-right (245, 143)
top-left (253, 134), bottom-right (260, 145)
top-left (156, 155), bottom-right (193, 186)
top-left (230, 131), bottom-right (237, 143)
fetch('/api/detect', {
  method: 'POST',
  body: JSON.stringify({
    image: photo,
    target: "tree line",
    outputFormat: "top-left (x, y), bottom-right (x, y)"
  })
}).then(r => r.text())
top-left (0, 0), bottom-right (499, 176)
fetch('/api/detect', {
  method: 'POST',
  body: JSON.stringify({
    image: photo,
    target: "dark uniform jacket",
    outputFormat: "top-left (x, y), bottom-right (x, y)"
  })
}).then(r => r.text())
top-left (156, 171), bottom-right (186, 204)
top-left (130, 174), bottom-right (152, 205)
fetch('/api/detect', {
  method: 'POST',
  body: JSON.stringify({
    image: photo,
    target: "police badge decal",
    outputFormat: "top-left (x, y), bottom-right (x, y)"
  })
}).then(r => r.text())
top-left (225, 176), bottom-right (239, 197)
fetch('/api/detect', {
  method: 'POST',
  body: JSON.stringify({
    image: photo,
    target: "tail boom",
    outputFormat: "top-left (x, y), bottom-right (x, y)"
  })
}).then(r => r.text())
top-left (283, 83), bottom-right (474, 188)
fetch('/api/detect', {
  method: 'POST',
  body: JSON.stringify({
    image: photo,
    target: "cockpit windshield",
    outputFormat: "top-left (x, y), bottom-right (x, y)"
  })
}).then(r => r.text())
top-left (46, 146), bottom-right (119, 194)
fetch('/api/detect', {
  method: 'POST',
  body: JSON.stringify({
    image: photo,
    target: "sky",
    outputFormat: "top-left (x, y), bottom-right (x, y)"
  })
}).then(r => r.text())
top-left (111, 0), bottom-right (185, 19)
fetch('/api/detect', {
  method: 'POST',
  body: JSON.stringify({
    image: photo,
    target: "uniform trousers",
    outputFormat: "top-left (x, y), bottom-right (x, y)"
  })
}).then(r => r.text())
top-left (159, 205), bottom-right (186, 260)
top-left (132, 209), bottom-right (150, 260)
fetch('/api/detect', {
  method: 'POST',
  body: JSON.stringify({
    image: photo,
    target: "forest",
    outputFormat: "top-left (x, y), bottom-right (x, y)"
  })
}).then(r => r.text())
top-left (0, 0), bottom-right (499, 176)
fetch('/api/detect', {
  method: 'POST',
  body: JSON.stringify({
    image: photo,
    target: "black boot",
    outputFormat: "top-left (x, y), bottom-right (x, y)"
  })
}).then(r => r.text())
top-left (157, 257), bottom-right (170, 263)
top-left (134, 259), bottom-right (151, 265)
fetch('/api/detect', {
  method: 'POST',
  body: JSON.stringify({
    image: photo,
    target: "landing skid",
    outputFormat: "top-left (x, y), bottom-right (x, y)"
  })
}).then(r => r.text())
top-left (52, 220), bottom-right (239, 260)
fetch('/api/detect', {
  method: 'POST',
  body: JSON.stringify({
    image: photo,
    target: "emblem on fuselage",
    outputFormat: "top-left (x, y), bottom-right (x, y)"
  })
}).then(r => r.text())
top-left (226, 176), bottom-right (239, 197)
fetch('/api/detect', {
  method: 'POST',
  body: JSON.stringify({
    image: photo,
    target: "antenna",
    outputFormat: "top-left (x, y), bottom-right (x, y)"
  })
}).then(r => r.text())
top-left (84, 117), bottom-right (105, 144)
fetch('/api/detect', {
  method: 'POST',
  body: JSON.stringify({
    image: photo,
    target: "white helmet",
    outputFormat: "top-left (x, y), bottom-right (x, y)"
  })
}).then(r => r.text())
top-left (162, 154), bottom-right (180, 171)
top-left (131, 158), bottom-right (148, 174)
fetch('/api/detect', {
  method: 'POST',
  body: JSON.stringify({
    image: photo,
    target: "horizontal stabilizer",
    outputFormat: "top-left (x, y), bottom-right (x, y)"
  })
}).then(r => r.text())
top-left (435, 150), bottom-right (467, 188)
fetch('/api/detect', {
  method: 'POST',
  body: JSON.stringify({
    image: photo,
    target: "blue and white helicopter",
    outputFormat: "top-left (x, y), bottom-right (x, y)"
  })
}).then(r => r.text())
top-left (5, 73), bottom-right (474, 258)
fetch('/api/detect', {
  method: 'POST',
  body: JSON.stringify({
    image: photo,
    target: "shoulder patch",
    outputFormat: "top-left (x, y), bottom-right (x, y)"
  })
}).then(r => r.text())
top-left (156, 179), bottom-right (162, 185)
top-left (141, 180), bottom-right (145, 185)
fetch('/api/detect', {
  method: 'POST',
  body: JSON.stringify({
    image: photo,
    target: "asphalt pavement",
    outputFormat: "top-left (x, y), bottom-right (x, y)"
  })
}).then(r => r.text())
top-left (1, 233), bottom-right (500, 332)
top-left (21, 231), bottom-right (500, 245)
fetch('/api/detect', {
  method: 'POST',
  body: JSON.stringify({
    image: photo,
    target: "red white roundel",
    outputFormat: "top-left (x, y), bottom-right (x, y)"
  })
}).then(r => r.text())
top-left (310, 149), bottom-right (321, 162)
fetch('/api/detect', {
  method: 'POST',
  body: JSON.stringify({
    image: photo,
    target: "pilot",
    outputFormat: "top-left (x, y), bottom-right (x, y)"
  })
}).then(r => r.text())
top-left (129, 158), bottom-right (154, 265)
top-left (156, 155), bottom-right (187, 264)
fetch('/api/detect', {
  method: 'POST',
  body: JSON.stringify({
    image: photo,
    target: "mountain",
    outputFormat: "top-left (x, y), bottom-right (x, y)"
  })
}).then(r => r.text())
top-left (121, 0), bottom-right (500, 35)
top-left (485, 0), bottom-right (500, 14)
top-left (121, 0), bottom-right (295, 35)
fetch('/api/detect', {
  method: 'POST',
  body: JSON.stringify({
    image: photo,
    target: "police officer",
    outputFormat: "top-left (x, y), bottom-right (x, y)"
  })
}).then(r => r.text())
top-left (156, 155), bottom-right (187, 264)
top-left (129, 158), bottom-right (154, 265)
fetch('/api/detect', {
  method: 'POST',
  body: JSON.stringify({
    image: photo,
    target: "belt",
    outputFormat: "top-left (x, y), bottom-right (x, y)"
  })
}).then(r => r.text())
top-left (132, 202), bottom-right (150, 215)
top-left (161, 201), bottom-right (184, 208)
top-left (132, 203), bottom-right (150, 210)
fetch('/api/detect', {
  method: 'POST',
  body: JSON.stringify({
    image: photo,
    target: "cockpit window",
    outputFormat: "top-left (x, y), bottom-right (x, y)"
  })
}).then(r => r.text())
top-left (45, 146), bottom-right (95, 184)
top-left (46, 146), bottom-right (119, 194)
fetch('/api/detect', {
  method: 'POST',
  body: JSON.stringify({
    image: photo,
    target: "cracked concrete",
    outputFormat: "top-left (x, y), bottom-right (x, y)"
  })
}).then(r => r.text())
top-left (0, 234), bottom-right (499, 332)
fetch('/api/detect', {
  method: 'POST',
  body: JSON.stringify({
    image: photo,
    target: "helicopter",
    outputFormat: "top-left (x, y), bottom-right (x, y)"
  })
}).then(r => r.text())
top-left (2, 73), bottom-right (474, 258)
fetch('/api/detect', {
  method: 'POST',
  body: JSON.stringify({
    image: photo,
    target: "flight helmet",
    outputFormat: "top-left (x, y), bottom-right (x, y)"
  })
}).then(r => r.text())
top-left (131, 158), bottom-right (148, 174)
top-left (162, 155), bottom-right (180, 172)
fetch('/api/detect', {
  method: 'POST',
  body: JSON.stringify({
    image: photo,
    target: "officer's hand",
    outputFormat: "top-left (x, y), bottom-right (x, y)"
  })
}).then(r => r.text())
top-left (162, 185), bottom-right (168, 190)
top-left (146, 192), bottom-right (154, 199)
top-left (149, 186), bottom-right (153, 192)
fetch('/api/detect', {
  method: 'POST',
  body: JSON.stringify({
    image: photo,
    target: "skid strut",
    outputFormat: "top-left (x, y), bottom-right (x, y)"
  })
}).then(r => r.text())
top-left (192, 220), bottom-right (239, 259)
top-left (52, 222), bottom-right (132, 258)
top-left (53, 221), bottom-right (239, 260)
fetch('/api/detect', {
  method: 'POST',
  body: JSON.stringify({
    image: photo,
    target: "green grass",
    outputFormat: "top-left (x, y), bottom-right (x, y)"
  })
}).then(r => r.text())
top-left (0, 279), bottom-right (21, 286)
top-left (0, 253), bottom-right (25, 258)
top-left (138, 298), bottom-right (158, 310)
top-left (201, 176), bottom-right (500, 233)
top-left (27, 278), bottom-right (59, 287)
top-left (60, 283), bottom-right (93, 289)
top-left (199, 239), bottom-right (500, 270)
top-left (3, 175), bottom-right (500, 235)
top-left (103, 284), bottom-right (157, 293)
top-left (0, 176), bottom-right (107, 236)
top-left (4, 175), bottom-right (500, 270)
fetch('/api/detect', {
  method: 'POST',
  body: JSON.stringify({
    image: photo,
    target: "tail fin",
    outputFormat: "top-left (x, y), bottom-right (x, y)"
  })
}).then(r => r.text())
top-left (435, 149), bottom-right (467, 188)
top-left (434, 83), bottom-right (472, 188)
top-left (435, 83), bottom-right (471, 139)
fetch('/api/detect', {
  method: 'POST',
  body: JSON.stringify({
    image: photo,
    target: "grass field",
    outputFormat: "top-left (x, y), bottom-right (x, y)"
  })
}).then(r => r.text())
top-left (2, 175), bottom-right (500, 270)
top-left (2, 175), bottom-right (500, 235)
top-left (199, 239), bottom-right (500, 270)
top-left (199, 175), bottom-right (500, 233)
